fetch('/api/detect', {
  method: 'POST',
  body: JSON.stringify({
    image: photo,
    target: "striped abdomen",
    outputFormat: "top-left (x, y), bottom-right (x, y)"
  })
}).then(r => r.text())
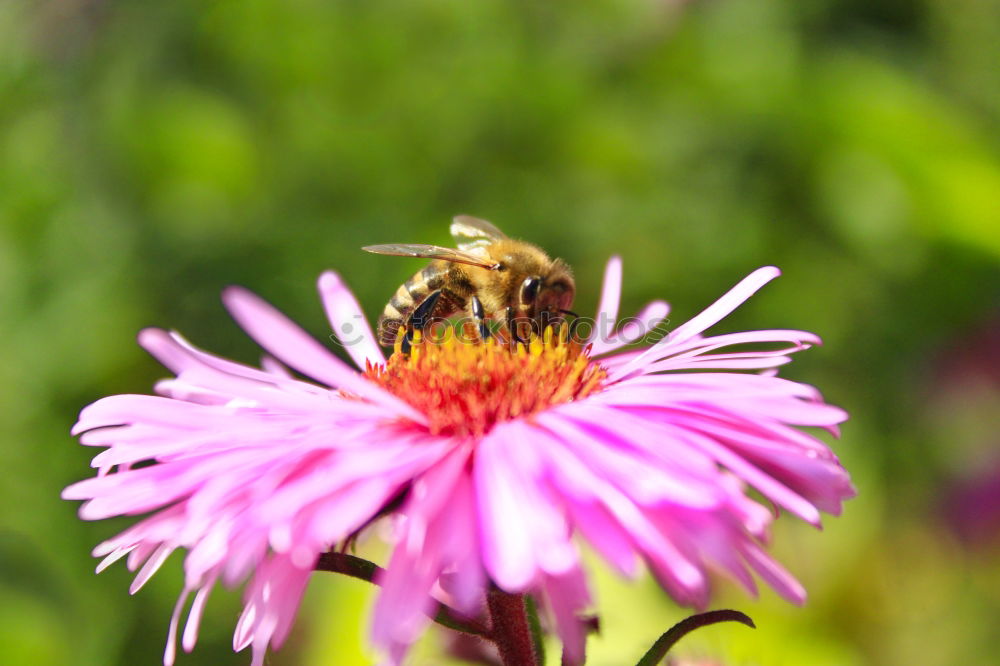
top-left (377, 262), bottom-right (453, 345)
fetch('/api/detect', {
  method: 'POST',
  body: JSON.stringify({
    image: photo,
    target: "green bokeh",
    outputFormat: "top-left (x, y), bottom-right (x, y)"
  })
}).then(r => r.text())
top-left (1, 1), bottom-right (998, 664)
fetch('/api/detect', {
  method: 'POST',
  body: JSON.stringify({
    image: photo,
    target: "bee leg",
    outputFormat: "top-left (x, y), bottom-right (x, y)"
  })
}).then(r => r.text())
top-left (402, 289), bottom-right (443, 353)
top-left (505, 306), bottom-right (524, 345)
top-left (561, 308), bottom-right (580, 342)
top-left (411, 289), bottom-right (442, 331)
top-left (471, 295), bottom-right (491, 341)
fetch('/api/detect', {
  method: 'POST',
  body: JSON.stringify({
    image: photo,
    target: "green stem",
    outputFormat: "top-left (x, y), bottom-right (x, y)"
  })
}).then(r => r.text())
top-left (524, 594), bottom-right (547, 665)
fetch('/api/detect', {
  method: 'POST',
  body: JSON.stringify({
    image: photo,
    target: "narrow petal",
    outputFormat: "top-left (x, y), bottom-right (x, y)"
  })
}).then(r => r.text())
top-left (138, 330), bottom-right (336, 412)
top-left (72, 394), bottom-right (226, 436)
top-left (131, 544), bottom-right (176, 594)
top-left (163, 588), bottom-right (191, 666)
top-left (563, 500), bottom-right (639, 577)
top-left (541, 569), bottom-right (591, 666)
top-left (741, 543), bottom-right (806, 604)
top-left (592, 255), bottom-right (622, 338)
top-left (318, 271), bottom-right (385, 368)
top-left (666, 267), bottom-right (782, 346)
top-left (182, 584), bottom-right (214, 652)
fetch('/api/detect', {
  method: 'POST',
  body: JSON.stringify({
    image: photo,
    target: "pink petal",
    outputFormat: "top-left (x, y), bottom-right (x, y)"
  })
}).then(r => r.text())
top-left (182, 584), bottom-right (214, 652)
top-left (541, 568), bottom-right (591, 666)
top-left (222, 286), bottom-right (424, 423)
top-left (163, 588), bottom-right (191, 666)
top-left (741, 542), bottom-right (806, 604)
top-left (654, 419), bottom-right (823, 525)
top-left (523, 416), bottom-right (708, 598)
top-left (372, 447), bottom-right (479, 658)
top-left (592, 255), bottom-right (622, 333)
top-left (318, 271), bottom-right (385, 369)
top-left (563, 500), bottom-right (639, 577)
top-left (666, 266), bottom-right (782, 346)
top-left (475, 422), bottom-right (578, 590)
top-left (130, 544), bottom-right (175, 594)
top-left (536, 411), bottom-right (723, 509)
top-left (590, 300), bottom-right (670, 356)
top-left (138, 330), bottom-right (336, 411)
top-left (613, 267), bottom-right (782, 379)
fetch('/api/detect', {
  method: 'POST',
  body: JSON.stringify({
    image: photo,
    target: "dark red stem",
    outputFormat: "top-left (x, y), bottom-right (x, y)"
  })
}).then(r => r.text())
top-left (487, 589), bottom-right (538, 666)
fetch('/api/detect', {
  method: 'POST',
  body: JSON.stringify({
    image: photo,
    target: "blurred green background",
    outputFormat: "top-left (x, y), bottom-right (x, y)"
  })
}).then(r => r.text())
top-left (2, 0), bottom-right (998, 664)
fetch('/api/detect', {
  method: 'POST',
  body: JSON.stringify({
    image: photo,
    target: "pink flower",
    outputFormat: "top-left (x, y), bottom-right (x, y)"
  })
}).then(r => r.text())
top-left (63, 260), bottom-right (855, 665)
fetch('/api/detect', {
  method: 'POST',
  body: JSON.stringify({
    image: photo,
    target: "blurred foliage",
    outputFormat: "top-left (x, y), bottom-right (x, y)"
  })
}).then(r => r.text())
top-left (1, 0), bottom-right (998, 664)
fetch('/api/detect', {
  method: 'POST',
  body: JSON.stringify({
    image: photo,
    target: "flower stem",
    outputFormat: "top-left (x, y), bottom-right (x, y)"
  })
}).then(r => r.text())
top-left (487, 589), bottom-right (538, 666)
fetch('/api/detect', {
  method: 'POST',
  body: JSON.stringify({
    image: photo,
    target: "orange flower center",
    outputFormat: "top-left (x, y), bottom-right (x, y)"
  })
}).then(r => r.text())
top-left (365, 327), bottom-right (607, 437)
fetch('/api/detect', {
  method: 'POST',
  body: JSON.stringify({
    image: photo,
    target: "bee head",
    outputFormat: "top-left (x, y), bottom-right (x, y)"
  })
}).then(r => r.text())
top-left (518, 261), bottom-right (574, 320)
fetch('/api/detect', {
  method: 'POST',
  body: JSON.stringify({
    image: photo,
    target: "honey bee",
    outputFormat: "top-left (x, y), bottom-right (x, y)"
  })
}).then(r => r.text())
top-left (363, 215), bottom-right (575, 348)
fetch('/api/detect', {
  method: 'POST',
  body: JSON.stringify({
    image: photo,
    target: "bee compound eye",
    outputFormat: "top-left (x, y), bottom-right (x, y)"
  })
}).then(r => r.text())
top-left (520, 276), bottom-right (541, 304)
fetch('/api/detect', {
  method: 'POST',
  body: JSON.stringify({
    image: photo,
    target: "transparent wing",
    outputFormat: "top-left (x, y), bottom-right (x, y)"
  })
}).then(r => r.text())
top-left (450, 215), bottom-right (506, 251)
top-left (362, 243), bottom-right (500, 270)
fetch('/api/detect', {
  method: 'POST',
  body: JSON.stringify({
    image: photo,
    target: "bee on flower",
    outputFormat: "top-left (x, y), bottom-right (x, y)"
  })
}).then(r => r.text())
top-left (64, 218), bottom-right (855, 666)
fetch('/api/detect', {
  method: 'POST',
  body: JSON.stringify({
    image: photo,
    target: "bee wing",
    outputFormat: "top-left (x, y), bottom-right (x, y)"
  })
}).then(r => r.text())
top-left (362, 243), bottom-right (500, 270)
top-left (450, 215), bottom-right (506, 251)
